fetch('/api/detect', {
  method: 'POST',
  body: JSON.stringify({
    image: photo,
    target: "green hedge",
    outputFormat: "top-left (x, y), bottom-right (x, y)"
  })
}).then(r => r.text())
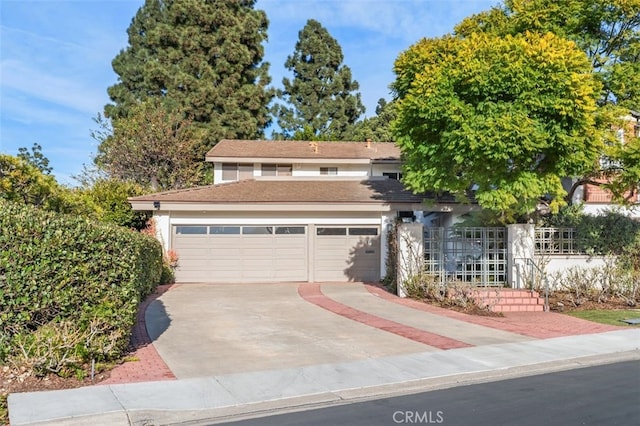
top-left (545, 205), bottom-right (640, 257)
top-left (0, 200), bottom-right (162, 373)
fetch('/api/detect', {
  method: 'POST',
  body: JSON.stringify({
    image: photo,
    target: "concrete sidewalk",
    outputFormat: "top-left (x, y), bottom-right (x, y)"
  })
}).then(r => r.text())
top-left (8, 329), bottom-right (640, 425)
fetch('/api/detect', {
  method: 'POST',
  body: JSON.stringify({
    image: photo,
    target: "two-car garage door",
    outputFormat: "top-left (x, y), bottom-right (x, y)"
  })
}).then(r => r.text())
top-left (172, 225), bottom-right (380, 283)
top-left (173, 225), bottom-right (307, 282)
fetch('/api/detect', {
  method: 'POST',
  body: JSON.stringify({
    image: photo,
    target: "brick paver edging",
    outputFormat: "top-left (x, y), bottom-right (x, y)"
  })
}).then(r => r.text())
top-left (100, 284), bottom-right (177, 385)
top-left (298, 283), bottom-right (472, 350)
top-left (365, 284), bottom-right (623, 339)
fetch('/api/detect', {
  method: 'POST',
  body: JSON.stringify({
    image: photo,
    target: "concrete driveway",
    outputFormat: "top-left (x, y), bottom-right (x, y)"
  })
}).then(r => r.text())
top-left (145, 283), bottom-right (530, 378)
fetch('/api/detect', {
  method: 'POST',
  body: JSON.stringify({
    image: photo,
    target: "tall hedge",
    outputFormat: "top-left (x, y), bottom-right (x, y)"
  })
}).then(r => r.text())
top-left (0, 200), bottom-right (162, 371)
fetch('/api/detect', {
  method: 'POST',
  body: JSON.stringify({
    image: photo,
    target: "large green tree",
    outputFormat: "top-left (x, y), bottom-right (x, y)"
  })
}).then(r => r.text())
top-left (105, 0), bottom-right (273, 154)
top-left (454, 0), bottom-right (640, 203)
top-left (273, 19), bottom-right (365, 140)
top-left (392, 31), bottom-right (602, 221)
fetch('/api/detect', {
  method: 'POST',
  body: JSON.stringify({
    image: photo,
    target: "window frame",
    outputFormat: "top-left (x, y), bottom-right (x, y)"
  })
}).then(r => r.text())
top-left (222, 163), bottom-right (254, 181)
top-left (262, 163), bottom-right (293, 177)
top-left (320, 167), bottom-right (338, 176)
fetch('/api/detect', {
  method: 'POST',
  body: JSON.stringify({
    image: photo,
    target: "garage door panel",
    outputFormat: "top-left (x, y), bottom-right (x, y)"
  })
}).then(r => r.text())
top-left (173, 238), bottom-right (210, 249)
top-left (202, 260), bottom-right (240, 270)
top-left (314, 227), bottom-right (380, 282)
top-left (275, 249), bottom-right (305, 258)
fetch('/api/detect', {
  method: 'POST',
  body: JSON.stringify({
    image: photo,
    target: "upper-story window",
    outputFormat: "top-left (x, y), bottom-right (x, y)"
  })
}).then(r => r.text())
top-left (262, 164), bottom-right (292, 176)
top-left (320, 167), bottom-right (338, 175)
top-left (383, 172), bottom-right (403, 180)
top-left (222, 163), bottom-right (254, 181)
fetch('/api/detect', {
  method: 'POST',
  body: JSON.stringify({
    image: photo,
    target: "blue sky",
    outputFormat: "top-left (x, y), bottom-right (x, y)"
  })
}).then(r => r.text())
top-left (0, 0), bottom-right (499, 185)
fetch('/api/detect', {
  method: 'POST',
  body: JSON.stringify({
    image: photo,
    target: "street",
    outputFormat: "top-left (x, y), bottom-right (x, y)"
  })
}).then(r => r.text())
top-left (220, 360), bottom-right (640, 426)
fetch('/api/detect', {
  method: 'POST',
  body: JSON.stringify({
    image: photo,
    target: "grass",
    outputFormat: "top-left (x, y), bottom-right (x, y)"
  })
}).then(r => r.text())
top-left (567, 309), bottom-right (640, 326)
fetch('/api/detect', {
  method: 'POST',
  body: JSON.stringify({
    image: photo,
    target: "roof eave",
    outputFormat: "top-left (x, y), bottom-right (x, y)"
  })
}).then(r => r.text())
top-left (130, 201), bottom-right (401, 212)
top-left (205, 156), bottom-right (372, 164)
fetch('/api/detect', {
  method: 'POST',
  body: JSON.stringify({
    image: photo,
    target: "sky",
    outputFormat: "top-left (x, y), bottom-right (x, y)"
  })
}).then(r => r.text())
top-left (0, 0), bottom-right (499, 185)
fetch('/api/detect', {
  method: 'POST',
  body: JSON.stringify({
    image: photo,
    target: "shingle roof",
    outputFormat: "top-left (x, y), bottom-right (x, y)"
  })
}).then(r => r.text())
top-left (205, 140), bottom-right (401, 161)
top-left (129, 178), bottom-right (433, 204)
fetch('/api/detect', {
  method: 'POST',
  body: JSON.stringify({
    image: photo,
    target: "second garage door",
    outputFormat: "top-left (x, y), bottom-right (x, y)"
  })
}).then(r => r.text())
top-left (173, 225), bottom-right (307, 283)
top-left (313, 226), bottom-right (380, 282)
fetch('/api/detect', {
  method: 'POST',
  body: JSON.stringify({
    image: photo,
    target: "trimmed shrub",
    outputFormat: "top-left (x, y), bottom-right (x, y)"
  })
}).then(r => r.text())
top-left (0, 200), bottom-right (162, 374)
top-left (544, 205), bottom-right (640, 256)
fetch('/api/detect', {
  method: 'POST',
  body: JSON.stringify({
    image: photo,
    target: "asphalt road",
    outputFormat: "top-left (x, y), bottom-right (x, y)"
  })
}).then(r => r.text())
top-left (219, 360), bottom-right (640, 426)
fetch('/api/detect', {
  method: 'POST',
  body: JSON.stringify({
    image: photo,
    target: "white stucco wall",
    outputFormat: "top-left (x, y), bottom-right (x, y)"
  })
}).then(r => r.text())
top-left (380, 212), bottom-right (397, 280)
top-left (581, 203), bottom-right (640, 219)
top-left (396, 223), bottom-right (424, 298)
top-left (541, 255), bottom-right (612, 290)
top-left (211, 161), bottom-right (403, 183)
top-left (153, 213), bottom-right (171, 252)
top-left (370, 164), bottom-right (403, 176)
top-left (293, 163), bottom-right (370, 177)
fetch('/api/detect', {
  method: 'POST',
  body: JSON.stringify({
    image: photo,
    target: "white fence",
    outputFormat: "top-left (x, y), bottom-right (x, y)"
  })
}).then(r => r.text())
top-left (397, 224), bottom-right (612, 296)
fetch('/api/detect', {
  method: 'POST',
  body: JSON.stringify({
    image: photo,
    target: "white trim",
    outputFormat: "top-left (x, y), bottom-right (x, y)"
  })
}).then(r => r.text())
top-left (132, 202), bottom-right (402, 212)
top-left (169, 217), bottom-right (382, 225)
top-left (207, 157), bottom-right (371, 164)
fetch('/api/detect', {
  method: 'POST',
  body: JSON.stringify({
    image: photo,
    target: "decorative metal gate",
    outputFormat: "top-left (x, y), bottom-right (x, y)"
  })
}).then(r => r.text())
top-left (423, 227), bottom-right (508, 286)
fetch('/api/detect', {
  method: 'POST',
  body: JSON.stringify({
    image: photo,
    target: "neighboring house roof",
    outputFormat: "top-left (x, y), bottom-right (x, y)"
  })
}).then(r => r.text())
top-left (205, 140), bottom-right (401, 163)
top-left (128, 178), bottom-right (464, 212)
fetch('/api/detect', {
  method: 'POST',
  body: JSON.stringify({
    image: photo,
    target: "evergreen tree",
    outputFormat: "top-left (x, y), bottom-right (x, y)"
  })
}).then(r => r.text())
top-left (273, 19), bottom-right (365, 140)
top-left (342, 98), bottom-right (397, 142)
top-left (105, 0), bottom-right (273, 154)
top-left (17, 143), bottom-right (52, 175)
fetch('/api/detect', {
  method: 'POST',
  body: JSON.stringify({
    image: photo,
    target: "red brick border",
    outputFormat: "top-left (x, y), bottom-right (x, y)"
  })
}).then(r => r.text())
top-left (298, 283), bottom-right (472, 350)
top-left (366, 284), bottom-right (623, 339)
top-left (100, 284), bottom-right (177, 385)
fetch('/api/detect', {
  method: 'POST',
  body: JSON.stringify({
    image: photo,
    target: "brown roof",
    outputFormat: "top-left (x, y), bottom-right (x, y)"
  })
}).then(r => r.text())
top-left (129, 178), bottom-right (430, 205)
top-left (205, 140), bottom-right (401, 161)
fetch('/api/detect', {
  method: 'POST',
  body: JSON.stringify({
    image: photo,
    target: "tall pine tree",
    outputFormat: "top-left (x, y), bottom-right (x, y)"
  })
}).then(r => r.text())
top-left (105, 0), bottom-right (273, 154)
top-left (273, 19), bottom-right (365, 140)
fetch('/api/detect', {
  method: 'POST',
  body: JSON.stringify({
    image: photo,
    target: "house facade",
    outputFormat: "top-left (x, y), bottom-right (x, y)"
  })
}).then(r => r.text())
top-left (570, 110), bottom-right (640, 218)
top-left (129, 140), bottom-right (472, 283)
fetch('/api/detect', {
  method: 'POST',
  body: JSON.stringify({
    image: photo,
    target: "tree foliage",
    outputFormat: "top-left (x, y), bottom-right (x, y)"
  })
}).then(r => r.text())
top-left (392, 31), bottom-right (602, 220)
top-left (455, 0), bottom-right (640, 203)
top-left (342, 98), bottom-right (397, 142)
top-left (273, 19), bottom-right (365, 140)
top-left (105, 0), bottom-right (273, 154)
top-left (0, 154), bottom-right (80, 213)
top-left (95, 99), bottom-right (205, 191)
top-left (456, 0), bottom-right (640, 109)
top-left (77, 179), bottom-right (151, 230)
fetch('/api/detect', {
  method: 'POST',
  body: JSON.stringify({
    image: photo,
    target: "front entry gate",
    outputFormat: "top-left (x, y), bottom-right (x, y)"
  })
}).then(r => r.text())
top-left (423, 227), bottom-right (507, 286)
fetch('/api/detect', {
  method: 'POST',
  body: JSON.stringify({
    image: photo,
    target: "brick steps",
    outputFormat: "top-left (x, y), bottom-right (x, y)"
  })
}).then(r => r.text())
top-left (472, 289), bottom-right (546, 312)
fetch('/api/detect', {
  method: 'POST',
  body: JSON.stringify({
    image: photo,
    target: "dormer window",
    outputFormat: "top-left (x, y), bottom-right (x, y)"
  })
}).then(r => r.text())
top-left (262, 164), bottom-right (292, 176)
top-left (320, 167), bottom-right (338, 175)
top-left (222, 163), bottom-right (254, 181)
